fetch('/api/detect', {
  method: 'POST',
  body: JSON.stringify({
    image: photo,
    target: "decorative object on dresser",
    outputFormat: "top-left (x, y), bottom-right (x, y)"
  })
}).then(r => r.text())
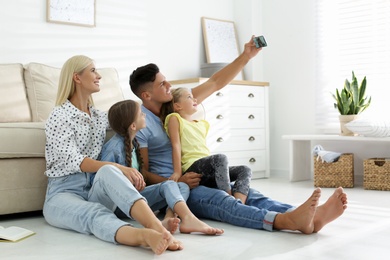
top-left (170, 78), bottom-right (269, 179)
top-left (332, 71), bottom-right (371, 136)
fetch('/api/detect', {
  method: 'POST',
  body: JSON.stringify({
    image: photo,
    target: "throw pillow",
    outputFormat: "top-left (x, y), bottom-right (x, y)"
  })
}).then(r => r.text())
top-left (345, 118), bottom-right (390, 137)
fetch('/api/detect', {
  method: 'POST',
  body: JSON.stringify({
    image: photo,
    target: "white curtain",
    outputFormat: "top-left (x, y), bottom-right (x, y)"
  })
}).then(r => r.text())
top-left (315, 0), bottom-right (390, 132)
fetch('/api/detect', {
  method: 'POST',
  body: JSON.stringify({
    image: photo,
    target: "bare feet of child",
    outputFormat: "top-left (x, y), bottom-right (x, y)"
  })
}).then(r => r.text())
top-left (179, 214), bottom-right (224, 235)
top-left (166, 238), bottom-right (184, 251)
top-left (161, 215), bottom-right (181, 234)
top-left (313, 187), bottom-right (348, 232)
top-left (274, 188), bottom-right (321, 234)
top-left (153, 222), bottom-right (184, 252)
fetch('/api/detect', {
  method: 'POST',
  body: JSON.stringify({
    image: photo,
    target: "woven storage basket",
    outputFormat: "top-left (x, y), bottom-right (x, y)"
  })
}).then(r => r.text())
top-left (314, 153), bottom-right (354, 188)
top-left (363, 158), bottom-right (390, 191)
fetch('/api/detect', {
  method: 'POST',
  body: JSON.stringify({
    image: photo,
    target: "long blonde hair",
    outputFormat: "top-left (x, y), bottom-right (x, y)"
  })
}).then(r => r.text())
top-left (55, 55), bottom-right (95, 106)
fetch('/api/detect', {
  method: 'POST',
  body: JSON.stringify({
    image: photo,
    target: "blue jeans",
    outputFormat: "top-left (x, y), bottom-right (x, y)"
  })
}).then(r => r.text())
top-left (43, 165), bottom-right (189, 244)
top-left (187, 185), bottom-right (294, 231)
top-left (140, 180), bottom-right (189, 212)
top-left (92, 171), bottom-right (189, 214)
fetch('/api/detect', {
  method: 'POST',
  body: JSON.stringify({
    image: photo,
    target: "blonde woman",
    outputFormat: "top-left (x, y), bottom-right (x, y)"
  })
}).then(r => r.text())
top-left (43, 55), bottom-right (182, 255)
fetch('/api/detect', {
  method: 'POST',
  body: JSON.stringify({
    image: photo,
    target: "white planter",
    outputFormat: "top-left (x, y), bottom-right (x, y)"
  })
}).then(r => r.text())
top-left (339, 115), bottom-right (359, 136)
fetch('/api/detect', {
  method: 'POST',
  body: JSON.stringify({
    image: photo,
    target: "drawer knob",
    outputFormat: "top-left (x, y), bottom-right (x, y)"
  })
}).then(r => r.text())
top-left (249, 158), bottom-right (256, 163)
top-left (248, 114), bottom-right (255, 119)
top-left (248, 93), bottom-right (254, 98)
top-left (216, 114), bottom-right (224, 119)
top-left (216, 92), bottom-right (223, 97)
top-left (217, 137), bottom-right (224, 142)
top-left (249, 136), bottom-right (255, 141)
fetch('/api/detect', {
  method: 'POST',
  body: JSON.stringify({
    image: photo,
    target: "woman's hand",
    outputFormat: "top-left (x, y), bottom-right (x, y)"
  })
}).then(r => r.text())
top-left (119, 165), bottom-right (146, 191)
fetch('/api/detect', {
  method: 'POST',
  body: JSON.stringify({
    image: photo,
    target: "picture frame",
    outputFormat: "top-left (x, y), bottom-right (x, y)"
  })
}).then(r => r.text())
top-left (47, 0), bottom-right (96, 27)
top-left (201, 17), bottom-right (240, 64)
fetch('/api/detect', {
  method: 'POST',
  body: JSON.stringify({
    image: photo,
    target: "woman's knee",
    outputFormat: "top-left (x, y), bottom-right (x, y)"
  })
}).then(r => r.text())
top-left (96, 164), bottom-right (121, 180)
top-left (99, 164), bottom-right (121, 174)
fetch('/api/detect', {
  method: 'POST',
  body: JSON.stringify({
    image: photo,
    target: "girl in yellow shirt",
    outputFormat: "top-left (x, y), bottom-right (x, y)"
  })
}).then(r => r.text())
top-left (162, 87), bottom-right (251, 204)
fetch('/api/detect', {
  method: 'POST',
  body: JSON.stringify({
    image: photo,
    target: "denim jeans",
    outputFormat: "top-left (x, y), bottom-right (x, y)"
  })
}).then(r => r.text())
top-left (43, 165), bottom-right (189, 244)
top-left (187, 185), bottom-right (295, 231)
top-left (139, 180), bottom-right (189, 212)
top-left (91, 168), bottom-right (189, 214)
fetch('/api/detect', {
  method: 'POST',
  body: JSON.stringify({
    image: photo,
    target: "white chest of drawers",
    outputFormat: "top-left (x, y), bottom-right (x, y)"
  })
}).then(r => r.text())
top-left (170, 78), bottom-right (270, 179)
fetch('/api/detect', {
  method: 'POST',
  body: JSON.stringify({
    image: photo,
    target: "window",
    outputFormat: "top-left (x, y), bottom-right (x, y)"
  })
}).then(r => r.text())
top-left (315, 0), bottom-right (390, 132)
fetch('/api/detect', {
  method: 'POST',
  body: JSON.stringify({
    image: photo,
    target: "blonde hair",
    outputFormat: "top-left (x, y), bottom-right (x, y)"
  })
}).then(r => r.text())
top-left (160, 87), bottom-right (188, 124)
top-left (55, 55), bottom-right (95, 106)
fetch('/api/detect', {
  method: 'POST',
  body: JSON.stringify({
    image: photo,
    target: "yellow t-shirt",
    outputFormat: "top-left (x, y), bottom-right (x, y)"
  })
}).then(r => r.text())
top-left (164, 113), bottom-right (210, 172)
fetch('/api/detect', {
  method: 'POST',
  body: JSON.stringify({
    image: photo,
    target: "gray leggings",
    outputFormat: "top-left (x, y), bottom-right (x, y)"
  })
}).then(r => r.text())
top-left (184, 154), bottom-right (252, 196)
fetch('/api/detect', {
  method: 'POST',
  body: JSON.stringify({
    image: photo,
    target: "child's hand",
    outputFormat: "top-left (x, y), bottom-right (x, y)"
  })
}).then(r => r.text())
top-left (169, 172), bottom-right (181, 182)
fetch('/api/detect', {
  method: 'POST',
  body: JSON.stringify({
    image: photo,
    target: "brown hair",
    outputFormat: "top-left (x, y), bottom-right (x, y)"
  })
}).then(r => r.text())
top-left (129, 63), bottom-right (159, 99)
top-left (107, 100), bottom-right (144, 178)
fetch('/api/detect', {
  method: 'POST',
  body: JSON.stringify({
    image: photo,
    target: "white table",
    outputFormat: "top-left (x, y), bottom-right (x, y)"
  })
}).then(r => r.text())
top-left (282, 135), bottom-right (390, 181)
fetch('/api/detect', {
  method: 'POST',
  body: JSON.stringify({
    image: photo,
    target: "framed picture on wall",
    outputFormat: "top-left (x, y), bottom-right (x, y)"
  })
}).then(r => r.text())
top-left (47, 0), bottom-right (96, 27)
top-left (201, 17), bottom-right (240, 63)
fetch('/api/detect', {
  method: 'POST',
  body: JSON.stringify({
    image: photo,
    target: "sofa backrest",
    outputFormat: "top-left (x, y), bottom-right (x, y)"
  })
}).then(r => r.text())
top-left (0, 62), bottom-right (125, 123)
top-left (24, 63), bottom-right (125, 122)
top-left (0, 64), bottom-right (32, 123)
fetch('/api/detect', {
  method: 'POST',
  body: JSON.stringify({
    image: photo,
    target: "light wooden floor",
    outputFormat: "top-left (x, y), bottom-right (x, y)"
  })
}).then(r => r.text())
top-left (2, 177), bottom-right (390, 260)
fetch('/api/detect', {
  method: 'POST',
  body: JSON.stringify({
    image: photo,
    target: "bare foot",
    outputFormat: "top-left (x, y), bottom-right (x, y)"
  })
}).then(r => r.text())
top-left (313, 187), bottom-right (347, 233)
top-left (179, 214), bottom-right (224, 235)
top-left (167, 239), bottom-right (184, 251)
top-left (142, 229), bottom-right (173, 255)
top-left (274, 188), bottom-right (321, 234)
top-left (161, 216), bottom-right (181, 234)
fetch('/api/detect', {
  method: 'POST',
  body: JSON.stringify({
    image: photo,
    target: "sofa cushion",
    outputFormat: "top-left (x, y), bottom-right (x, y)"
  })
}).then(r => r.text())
top-left (92, 67), bottom-right (125, 112)
top-left (24, 63), bottom-right (125, 122)
top-left (0, 122), bottom-right (46, 158)
top-left (0, 64), bottom-right (32, 122)
top-left (0, 122), bottom-right (115, 159)
top-left (24, 63), bottom-right (60, 122)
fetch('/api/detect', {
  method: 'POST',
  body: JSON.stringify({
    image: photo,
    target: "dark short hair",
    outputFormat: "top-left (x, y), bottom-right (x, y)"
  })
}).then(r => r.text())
top-left (129, 63), bottom-right (160, 98)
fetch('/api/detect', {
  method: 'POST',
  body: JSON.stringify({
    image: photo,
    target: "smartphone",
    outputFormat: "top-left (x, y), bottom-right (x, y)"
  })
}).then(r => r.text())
top-left (254, 35), bottom-right (267, 48)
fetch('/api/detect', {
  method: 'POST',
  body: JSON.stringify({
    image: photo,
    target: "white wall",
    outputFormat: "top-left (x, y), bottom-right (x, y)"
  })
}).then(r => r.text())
top-left (0, 0), bottom-right (316, 179)
top-left (262, 0), bottom-right (316, 177)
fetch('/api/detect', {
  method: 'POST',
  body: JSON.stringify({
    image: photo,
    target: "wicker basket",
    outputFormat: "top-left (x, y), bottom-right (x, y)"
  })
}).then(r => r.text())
top-left (314, 153), bottom-right (354, 188)
top-left (363, 158), bottom-right (390, 191)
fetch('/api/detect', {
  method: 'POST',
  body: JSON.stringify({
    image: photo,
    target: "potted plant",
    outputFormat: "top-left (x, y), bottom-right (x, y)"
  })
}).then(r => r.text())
top-left (332, 71), bottom-right (371, 136)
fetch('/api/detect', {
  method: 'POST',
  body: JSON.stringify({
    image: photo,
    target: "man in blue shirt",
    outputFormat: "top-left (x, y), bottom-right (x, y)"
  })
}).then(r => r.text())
top-left (131, 36), bottom-right (348, 233)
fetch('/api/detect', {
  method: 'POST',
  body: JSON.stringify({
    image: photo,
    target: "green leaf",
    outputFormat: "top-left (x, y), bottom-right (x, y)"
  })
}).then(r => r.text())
top-left (331, 71), bottom-right (371, 115)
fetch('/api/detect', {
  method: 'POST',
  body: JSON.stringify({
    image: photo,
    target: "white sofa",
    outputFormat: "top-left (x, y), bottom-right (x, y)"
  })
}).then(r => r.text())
top-left (0, 63), bottom-right (125, 215)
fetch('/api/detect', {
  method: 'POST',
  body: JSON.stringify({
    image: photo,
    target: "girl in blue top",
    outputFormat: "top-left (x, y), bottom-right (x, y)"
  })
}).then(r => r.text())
top-left (101, 99), bottom-right (224, 235)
